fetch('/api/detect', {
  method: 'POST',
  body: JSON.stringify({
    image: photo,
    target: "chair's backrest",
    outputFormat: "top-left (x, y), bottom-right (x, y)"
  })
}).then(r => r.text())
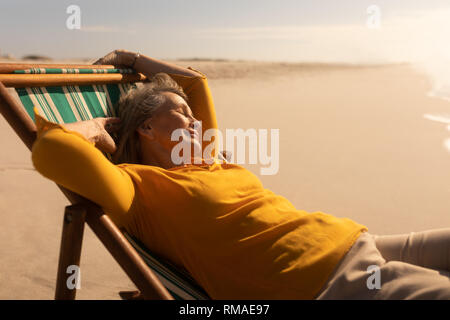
top-left (13, 67), bottom-right (136, 123)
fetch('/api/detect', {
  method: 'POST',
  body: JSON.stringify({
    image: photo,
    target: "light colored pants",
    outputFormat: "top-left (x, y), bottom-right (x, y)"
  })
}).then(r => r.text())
top-left (315, 229), bottom-right (450, 299)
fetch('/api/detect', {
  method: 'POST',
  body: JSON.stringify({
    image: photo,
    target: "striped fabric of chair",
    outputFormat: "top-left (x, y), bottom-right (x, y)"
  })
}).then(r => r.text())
top-left (14, 68), bottom-right (134, 74)
top-left (14, 68), bottom-right (135, 123)
top-left (14, 68), bottom-right (210, 300)
top-left (123, 232), bottom-right (210, 300)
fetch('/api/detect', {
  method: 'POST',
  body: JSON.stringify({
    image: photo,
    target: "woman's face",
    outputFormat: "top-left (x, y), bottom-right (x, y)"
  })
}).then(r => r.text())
top-left (139, 91), bottom-right (201, 153)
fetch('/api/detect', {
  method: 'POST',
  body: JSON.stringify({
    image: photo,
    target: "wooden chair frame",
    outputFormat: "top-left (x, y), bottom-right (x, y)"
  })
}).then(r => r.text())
top-left (0, 63), bottom-right (174, 300)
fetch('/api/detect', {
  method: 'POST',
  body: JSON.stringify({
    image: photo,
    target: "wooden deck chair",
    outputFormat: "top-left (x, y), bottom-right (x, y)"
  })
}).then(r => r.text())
top-left (0, 63), bottom-right (213, 300)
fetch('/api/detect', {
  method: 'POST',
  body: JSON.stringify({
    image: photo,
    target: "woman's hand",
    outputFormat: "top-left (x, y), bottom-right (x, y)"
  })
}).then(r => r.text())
top-left (93, 49), bottom-right (138, 68)
top-left (64, 117), bottom-right (121, 154)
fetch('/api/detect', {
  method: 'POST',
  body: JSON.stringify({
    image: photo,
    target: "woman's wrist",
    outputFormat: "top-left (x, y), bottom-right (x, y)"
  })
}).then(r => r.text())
top-left (131, 52), bottom-right (140, 69)
top-left (116, 50), bottom-right (139, 68)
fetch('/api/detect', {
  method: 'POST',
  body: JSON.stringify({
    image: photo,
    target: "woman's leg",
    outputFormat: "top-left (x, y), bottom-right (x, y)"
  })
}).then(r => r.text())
top-left (316, 232), bottom-right (450, 299)
top-left (372, 228), bottom-right (450, 272)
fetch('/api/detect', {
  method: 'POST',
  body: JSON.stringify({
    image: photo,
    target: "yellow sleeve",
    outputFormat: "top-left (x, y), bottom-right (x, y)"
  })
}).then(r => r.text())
top-left (168, 68), bottom-right (219, 157)
top-left (168, 68), bottom-right (218, 131)
top-left (31, 110), bottom-right (135, 221)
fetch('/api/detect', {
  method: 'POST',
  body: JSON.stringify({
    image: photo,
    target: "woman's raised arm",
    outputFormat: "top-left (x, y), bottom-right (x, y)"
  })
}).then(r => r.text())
top-left (31, 113), bottom-right (135, 224)
top-left (93, 49), bottom-right (202, 78)
top-left (94, 49), bottom-right (219, 151)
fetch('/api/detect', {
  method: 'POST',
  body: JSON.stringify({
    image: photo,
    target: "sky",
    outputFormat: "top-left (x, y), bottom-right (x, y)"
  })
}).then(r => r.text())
top-left (1, 0), bottom-right (450, 64)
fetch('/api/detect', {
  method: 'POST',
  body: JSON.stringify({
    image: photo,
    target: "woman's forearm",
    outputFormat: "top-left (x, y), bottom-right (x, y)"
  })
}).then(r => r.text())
top-left (115, 50), bottom-right (201, 78)
top-left (32, 115), bottom-right (135, 218)
top-left (133, 53), bottom-right (202, 78)
top-left (94, 49), bottom-right (203, 78)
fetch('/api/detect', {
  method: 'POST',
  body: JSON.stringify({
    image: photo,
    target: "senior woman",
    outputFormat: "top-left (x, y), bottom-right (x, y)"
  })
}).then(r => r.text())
top-left (31, 50), bottom-right (450, 299)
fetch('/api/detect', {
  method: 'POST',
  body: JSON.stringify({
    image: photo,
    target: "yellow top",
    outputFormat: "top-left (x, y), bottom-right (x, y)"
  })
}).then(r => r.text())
top-left (31, 70), bottom-right (368, 299)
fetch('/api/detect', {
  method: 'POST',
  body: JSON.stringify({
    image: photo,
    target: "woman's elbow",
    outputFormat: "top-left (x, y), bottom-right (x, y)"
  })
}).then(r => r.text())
top-left (31, 133), bottom-right (56, 179)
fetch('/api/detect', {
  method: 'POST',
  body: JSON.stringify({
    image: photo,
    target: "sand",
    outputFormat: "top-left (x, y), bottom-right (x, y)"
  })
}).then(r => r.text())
top-left (1, 59), bottom-right (449, 299)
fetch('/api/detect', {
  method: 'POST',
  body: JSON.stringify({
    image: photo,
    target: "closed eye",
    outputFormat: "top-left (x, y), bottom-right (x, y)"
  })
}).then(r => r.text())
top-left (178, 105), bottom-right (194, 118)
top-left (177, 110), bottom-right (188, 117)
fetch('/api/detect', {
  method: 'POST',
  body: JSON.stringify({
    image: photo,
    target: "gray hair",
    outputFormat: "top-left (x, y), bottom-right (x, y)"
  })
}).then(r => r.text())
top-left (111, 73), bottom-right (188, 164)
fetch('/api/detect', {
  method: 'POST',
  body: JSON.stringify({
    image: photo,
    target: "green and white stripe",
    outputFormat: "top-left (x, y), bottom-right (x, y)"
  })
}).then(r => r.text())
top-left (14, 68), bottom-right (134, 74)
top-left (15, 68), bottom-right (137, 123)
top-left (123, 232), bottom-right (210, 300)
top-left (17, 84), bottom-right (130, 122)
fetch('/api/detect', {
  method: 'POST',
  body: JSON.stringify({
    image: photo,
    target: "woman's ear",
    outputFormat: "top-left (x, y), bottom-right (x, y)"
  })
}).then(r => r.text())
top-left (137, 118), bottom-right (155, 140)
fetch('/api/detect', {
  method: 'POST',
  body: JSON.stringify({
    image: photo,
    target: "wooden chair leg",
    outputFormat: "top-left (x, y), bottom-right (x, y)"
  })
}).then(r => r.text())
top-left (83, 203), bottom-right (173, 300)
top-left (55, 204), bottom-right (86, 300)
top-left (118, 290), bottom-right (144, 300)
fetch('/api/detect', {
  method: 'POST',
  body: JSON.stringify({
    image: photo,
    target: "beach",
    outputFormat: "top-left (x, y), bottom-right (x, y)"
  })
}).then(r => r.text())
top-left (1, 59), bottom-right (449, 299)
